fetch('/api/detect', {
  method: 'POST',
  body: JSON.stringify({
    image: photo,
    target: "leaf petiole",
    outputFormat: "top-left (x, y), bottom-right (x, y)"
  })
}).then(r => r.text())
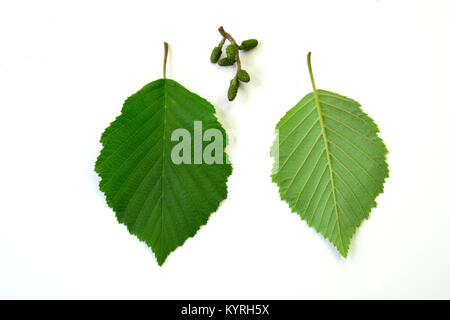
top-left (307, 52), bottom-right (317, 93)
top-left (163, 42), bottom-right (168, 79)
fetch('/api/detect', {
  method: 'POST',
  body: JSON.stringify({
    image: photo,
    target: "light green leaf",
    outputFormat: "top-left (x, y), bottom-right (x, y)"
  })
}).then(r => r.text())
top-left (95, 78), bottom-right (232, 265)
top-left (271, 53), bottom-right (388, 257)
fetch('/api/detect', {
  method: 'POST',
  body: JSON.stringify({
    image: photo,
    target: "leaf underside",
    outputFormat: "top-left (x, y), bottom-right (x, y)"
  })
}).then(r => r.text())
top-left (95, 79), bottom-right (232, 265)
top-left (271, 89), bottom-right (388, 257)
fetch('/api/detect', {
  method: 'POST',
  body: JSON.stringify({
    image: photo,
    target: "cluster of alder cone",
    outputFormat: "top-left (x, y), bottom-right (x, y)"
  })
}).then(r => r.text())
top-left (210, 26), bottom-right (258, 101)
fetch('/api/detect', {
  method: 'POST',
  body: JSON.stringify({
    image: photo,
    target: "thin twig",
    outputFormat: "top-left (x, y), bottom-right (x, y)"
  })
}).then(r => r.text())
top-left (218, 26), bottom-right (241, 73)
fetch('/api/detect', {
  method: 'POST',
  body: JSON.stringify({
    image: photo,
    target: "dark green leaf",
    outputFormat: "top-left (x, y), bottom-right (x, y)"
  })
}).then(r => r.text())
top-left (96, 79), bottom-right (232, 265)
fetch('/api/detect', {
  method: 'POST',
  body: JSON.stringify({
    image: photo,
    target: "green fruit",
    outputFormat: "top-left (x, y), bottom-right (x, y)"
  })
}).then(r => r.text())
top-left (226, 44), bottom-right (237, 60)
top-left (218, 57), bottom-right (235, 66)
top-left (237, 69), bottom-right (250, 82)
top-left (240, 39), bottom-right (258, 51)
top-left (210, 46), bottom-right (222, 63)
top-left (228, 78), bottom-right (239, 101)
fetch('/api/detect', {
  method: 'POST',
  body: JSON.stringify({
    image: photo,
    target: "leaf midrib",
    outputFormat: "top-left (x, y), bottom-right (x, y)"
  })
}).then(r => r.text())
top-left (160, 78), bottom-right (168, 258)
top-left (312, 88), bottom-right (345, 251)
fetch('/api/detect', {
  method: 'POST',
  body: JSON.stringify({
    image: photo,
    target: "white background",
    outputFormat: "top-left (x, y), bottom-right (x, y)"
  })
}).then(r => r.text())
top-left (1, 0), bottom-right (449, 299)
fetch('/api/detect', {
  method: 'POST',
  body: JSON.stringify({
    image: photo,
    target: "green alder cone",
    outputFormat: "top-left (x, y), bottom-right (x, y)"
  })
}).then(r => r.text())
top-left (237, 69), bottom-right (250, 82)
top-left (271, 53), bottom-right (388, 257)
top-left (240, 39), bottom-right (258, 51)
top-left (226, 44), bottom-right (237, 61)
top-left (218, 57), bottom-right (235, 66)
top-left (95, 78), bottom-right (232, 265)
top-left (228, 78), bottom-right (239, 101)
top-left (210, 46), bottom-right (222, 63)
